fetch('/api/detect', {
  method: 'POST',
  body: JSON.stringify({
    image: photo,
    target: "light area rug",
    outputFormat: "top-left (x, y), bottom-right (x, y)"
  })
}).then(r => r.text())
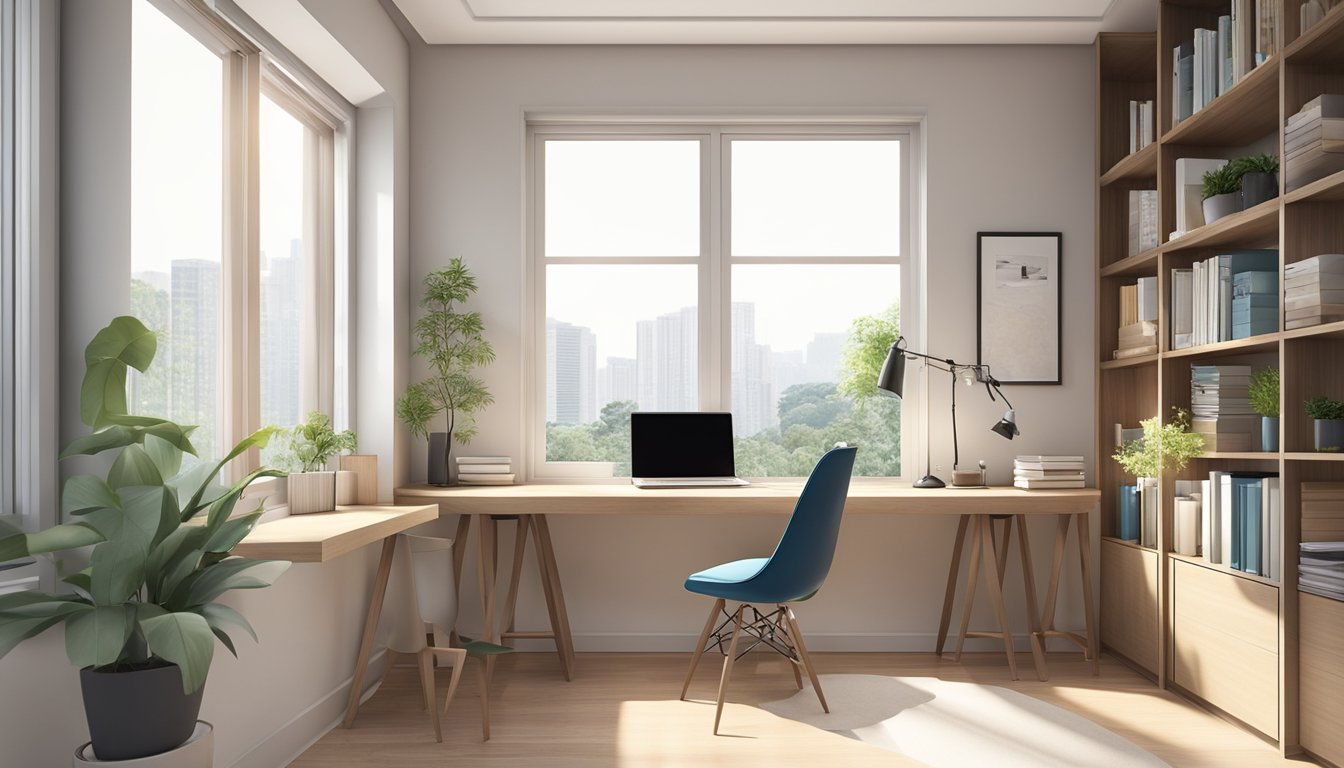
top-left (761, 675), bottom-right (1170, 768)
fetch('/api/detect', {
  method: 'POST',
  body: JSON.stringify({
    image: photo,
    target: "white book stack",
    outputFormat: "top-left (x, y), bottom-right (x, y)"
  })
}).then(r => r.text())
top-left (1284, 253), bottom-right (1344, 329)
top-left (1013, 456), bottom-right (1085, 490)
top-left (457, 456), bottom-right (515, 485)
top-left (1299, 542), bottom-right (1344, 600)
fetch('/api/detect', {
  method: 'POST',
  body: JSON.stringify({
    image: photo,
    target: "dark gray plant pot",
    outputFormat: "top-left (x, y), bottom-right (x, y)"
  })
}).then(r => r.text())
top-left (427, 432), bottom-right (454, 486)
top-left (80, 663), bottom-right (205, 761)
top-left (1261, 416), bottom-right (1279, 452)
top-left (1240, 171), bottom-right (1279, 208)
top-left (1315, 419), bottom-right (1344, 452)
top-left (1202, 192), bottom-right (1242, 225)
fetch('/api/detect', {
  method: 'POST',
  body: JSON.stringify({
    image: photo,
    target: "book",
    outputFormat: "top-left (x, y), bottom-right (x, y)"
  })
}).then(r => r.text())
top-left (1174, 41), bottom-right (1194, 125)
top-left (452, 464), bottom-right (512, 474)
top-left (1137, 276), bottom-right (1158, 322)
top-left (1171, 268), bottom-right (1193, 349)
top-left (1013, 469), bottom-right (1085, 479)
top-left (456, 456), bottom-right (513, 464)
top-left (1114, 346), bottom-right (1159, 360)
top-left (1232, 0), bottom-right (1253, 82)
top-left (1255, 0), bottom-right (1276, 64)
top-left (1175, 497), bottom-right (1201, 556)
top-left (1015, 455), bottom-right (1084, 463)
top-left (457, 473), bottom-right (516, 485)
top-left (1128, 190), bottom-right (1158, 257)
top-left (1119, 484), bottom-right (1140, 541)
top-left (1218, 15), bottom-right (1233, 95)
top-left (1014, 462), bottom-right (1086, 472)
top-left (1014, 478), bottom-right (1086, 490)
top-left (1140, 477), bottom-right (1159, 548)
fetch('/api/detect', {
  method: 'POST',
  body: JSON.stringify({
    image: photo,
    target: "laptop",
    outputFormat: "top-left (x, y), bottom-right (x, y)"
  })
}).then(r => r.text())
top-left (630, 412), bottom-right (750, 489)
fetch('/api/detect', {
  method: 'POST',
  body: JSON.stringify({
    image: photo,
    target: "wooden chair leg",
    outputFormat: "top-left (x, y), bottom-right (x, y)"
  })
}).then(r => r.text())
top-left (784, 607), bottom-right (827, 713)
top-left (936, 515), bottom-right (971, 655)
top-left (437, 647), bottom-right (468, 719)
top-left (417, 648), bottom-right (442, 743)
top-left (979, 515), bottom-right (1020, 681)
top-left (681, 598), bottom-right (726, 700)
top-left (954, 517), bottom-right (984, 662)
top-left (713, 605), bottom-right (746, 735)
top-left (475, 660), bottom-right (492, 741)
top-left (381, 649), bottom-right (399, 688)
top-left (501, 516), bottom-right (531, 642)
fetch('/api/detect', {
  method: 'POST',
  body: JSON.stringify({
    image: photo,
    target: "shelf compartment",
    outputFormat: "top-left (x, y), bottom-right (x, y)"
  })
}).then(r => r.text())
top-left (1161, 58), bottom-right (1280, 148)
top-left (1285, 2), bottom-right (1344, 64)
top-left (1285, 168), bottom-right (1344, 205)
top-left (1299, 591), bottom-right (1344, 766)
top-left (1101, 143), bottom-right (1159, 187)
top-left (1162, 197), bottom-right (1280, 253)
top-left (1100, 247), bottom-right (1160, 278)
top-left (1162, 333), bottom-right (1281, 360)
top-left (1101, 538), bottom-right (1160, 675)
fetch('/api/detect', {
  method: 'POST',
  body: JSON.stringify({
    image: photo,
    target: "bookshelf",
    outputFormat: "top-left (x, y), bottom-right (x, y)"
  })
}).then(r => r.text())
top-left (1096, 6), bottom-right (1344, 763)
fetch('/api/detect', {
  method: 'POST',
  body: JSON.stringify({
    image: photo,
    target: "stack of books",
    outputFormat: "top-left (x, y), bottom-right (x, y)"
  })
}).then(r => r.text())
top-left (1171, 1), bottom-right (1275, 127)
top-left (1114, 277), bottom-right (1158, 359)
top-left (1231, 269), bottom-right (1277, 339)
top-left (1191, 364), bottom-right (1257, 452)
top-left (1128, 100), bottom-right (1155, 154)
top-left (1300, 542), bottom-right (1344, 601)
top-left (1188, 250), bottom-right (1279, 345)
top-left (1013, 456), bottom-right (1085, 490)
top-left (456, 456), bottom-right (515, 485)
top-left (1128, 190), bottom-right (1158, 257)
top-left (1301, 481), bottom-right (1344, 545)
top-left (1285, 254), bottom-right (1344, 329)
top-left (1204, 471), bottom-right (1281, 579)
top-left (1285, 94), bottom-right (1344, 191)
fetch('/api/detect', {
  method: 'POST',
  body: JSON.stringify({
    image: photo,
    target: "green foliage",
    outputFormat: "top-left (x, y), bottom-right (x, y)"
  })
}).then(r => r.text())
top-left (1200, 163), bottom-right (1242, 200)
top-left (1248, 367), bottom-right (1280, 418)
top-left (838, 304), bottom-right (900, 401)
top-left (1305, 395), bottom-right (1344, 421)
top-left (1113, 408), bottom-right (1206, 478)
top-left (279, 411), bottom-right (357, 473)
top-left (1231, 153), bottom-right (1279, 177)
top-left (0, 316), bottom-right (290, 694)
top-left (397, 258), bottom-right (496, 447)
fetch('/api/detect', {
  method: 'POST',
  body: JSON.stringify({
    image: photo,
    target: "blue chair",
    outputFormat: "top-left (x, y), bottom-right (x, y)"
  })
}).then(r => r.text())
top-left (678, 445), bottom-right (858, 734)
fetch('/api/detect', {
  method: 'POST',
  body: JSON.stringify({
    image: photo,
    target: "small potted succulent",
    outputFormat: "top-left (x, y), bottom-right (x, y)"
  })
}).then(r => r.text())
top-left (280, 412), bottom-right (358, 514)
top-left (1235, 154), bottom-right (1280, 209)
top-left (1201, 163), bottom-right (1243, 224)
top-left (1248, 367), bottom-right (1280, 452)
top-left (1306, 395), bottom-right (1344, 452)
top-left (1114, 408), bottom-right (1206, 547)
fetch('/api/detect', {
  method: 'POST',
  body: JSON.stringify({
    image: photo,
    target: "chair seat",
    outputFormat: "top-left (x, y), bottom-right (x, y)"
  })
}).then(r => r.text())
top-left (684, 557), bottom-right (777, 602)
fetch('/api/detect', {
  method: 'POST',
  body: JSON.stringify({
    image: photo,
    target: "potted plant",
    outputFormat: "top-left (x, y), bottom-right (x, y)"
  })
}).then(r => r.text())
top-left (397, 258), bottom-right (496, 486)
top-left (1306, 395), bottom-right (1344, 452)
top-left (1201, 163), bottom-right (1243, 224)
top-left (1235, 153), bottom-right (1280, 209)
top-left (1248, 367), bottom-right (1280, 452)
top-left (0, 316), bottom-right (289, 763)
top-left (1113, 408), bottom-right (1206, 548)
top-left (279, 411), bottom-right (357, 514)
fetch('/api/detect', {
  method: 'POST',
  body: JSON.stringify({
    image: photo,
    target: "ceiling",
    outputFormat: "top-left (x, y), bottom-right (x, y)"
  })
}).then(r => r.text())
top-left (390, 0), bottom-right (1155, 45)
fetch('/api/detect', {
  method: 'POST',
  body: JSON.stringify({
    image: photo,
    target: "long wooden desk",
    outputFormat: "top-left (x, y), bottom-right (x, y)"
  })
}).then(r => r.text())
top-left (231, 504), bottom-right (439, 730)
top-left (395, 482), bottom-right (1101, 682)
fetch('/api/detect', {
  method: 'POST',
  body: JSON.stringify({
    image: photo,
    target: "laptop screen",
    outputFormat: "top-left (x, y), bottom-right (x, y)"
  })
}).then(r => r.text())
top-left (631, 412), bottom-right (737, 478)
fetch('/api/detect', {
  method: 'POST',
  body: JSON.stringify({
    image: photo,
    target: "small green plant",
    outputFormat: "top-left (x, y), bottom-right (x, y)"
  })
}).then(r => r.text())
top-left (1113, 408), bottom-right (1206, 478)
top-left (1305, 395), bottom-right (1344, 421)
top-left (1248, 367), bottom-right (1280, 418)
top-left (1201, 163), bottom-right (1241, 200)
top-left (281, 411), bottom-right (356, 473)
top-left (1232, 153), bottom-right (1279, 176)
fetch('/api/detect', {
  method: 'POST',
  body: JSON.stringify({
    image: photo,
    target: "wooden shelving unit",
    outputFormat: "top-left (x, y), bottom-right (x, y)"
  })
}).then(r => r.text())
top-left (1097, 7), bottom-right (1344, 763)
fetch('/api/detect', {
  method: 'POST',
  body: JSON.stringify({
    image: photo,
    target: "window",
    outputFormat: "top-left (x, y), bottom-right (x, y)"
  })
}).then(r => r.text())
top-left (126, 0), bottom-right (350, 478)
top-left (530, 126), bottom-right (914, 479)
top-left (2, 0), bottom-right (18, 518)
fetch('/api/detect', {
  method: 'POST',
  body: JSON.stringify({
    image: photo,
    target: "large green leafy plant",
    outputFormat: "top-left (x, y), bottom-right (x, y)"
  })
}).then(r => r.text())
top-left (397, 258), bottom-right (496, 447)
top-left (280, 411), bottom-right (357, 473)
top-left (0, 316), bottom-right (290, 693)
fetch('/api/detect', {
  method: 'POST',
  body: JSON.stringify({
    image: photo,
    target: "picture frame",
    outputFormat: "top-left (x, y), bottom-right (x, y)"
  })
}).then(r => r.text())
top-left (976, 232), bottom-right (1063, 385)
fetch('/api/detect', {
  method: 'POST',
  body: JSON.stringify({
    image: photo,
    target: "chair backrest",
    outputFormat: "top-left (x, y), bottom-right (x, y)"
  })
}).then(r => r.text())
top-left (383, 534), bottom-right (459, 654)
top-left (751, 445), bottom-right (857, 602)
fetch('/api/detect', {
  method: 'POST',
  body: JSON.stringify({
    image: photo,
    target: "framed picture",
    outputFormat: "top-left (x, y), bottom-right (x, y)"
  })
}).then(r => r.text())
top-left (976, 232), bottom-right (1062, 385)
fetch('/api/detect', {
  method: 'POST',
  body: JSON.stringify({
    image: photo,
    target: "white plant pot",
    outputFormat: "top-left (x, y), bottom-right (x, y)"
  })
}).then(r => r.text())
top-left (288, 471), bottom-right (336, 515)
top-left (335, 470), bottom-right (358, 506)
top-left (75, 721), bottom-right (213, 767)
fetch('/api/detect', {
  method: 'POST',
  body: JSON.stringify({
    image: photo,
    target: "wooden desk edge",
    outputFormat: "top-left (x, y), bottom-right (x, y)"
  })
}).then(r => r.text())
top-left (232, 505), bottom-right (438, 563)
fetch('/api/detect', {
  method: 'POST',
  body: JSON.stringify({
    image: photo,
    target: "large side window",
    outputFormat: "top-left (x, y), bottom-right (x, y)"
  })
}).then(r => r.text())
top-left (531, 127), bottom-right (911, 479)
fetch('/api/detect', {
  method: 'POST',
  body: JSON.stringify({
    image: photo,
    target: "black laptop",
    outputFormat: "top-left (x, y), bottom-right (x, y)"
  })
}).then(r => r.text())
top-left (630, 412), bottom-right (750, 488)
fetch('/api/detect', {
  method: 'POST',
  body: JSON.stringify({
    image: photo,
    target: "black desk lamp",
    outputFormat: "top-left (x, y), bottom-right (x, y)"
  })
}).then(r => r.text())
top-left (876, 336), bottom-right (1019, 488)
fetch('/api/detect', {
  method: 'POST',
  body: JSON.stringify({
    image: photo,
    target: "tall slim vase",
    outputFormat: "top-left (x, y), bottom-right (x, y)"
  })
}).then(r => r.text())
top-left (427, 432), bottom-right (453, 486)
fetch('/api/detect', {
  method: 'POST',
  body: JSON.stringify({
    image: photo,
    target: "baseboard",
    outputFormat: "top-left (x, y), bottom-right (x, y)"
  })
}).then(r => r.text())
top-left (227, 649), bottom-right (387, 768)
top-left (508, 632), bottom-right (1089, 654)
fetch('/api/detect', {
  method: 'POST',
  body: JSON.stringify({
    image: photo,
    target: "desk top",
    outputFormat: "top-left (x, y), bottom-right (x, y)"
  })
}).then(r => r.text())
top-left (394, 480), bottom-right (1098, 517)
top-left (231, 505), bottom-right (437, 563)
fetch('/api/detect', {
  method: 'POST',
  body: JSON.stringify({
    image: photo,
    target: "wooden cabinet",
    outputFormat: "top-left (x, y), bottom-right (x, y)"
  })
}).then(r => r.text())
top-left (1101, 539), bottom-right (1161, 674)
top-left (1300, 592), bottom-right (1344, 766)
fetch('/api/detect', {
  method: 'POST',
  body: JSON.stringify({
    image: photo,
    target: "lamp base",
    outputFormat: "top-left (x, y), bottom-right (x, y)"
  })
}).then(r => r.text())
top-left (913, 474), bottom-right (947, 489)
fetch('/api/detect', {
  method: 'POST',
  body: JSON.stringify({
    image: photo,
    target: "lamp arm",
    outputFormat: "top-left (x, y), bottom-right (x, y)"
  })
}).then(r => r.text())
top-left (892, 336), bottom-right (957, 373)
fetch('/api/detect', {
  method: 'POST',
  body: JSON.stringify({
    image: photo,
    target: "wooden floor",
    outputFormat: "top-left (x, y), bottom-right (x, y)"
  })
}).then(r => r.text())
top-left (296, 651), bottom-right (1313, 767)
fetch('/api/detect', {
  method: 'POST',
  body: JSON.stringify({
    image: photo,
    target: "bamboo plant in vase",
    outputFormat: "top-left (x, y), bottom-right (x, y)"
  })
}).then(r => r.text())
top-left (1113, 408), bottom-right (1205, 548)
top-left (397, 258), bottom-right (495, 486)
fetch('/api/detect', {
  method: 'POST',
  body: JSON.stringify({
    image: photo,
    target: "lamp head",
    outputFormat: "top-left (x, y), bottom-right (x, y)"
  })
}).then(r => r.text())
top-left (876, 339), bottom-right (906, 399)
top-left (991, 409), bottom-right (1020, 440)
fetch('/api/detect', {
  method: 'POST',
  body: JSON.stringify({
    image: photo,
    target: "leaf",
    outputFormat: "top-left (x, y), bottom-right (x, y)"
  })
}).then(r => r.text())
top-left (142, 433), bottom-right (185, 480)
top-left (204, 512), bottom-right (261, 554)
top-left (0, 592), bottom-right (91, 619)
top-left (107, 444), bottom-right (164, 490)
top-left (0, 615), bottom-right (66, 658)
top-left (61, 426), bottom-right (138, 459)
top-left (141, 612), bottom-right (214, 694)
top-left (62, 570), bottom-right (93, 599)
top-left (145, 526), bottom-right (210, 601)
top-left (180, 427), bottom-right (278, 520)
top-left (0, 522), bottom-right (106, 561)
top-left (80, 316), bottom-right (157, 429)
top-left (65, 605), bottom-right (136, 669)
top-left (119, 485), bottom-right (180, 550)
top-left (88, 536), bottom-right (149, 606)
top-left (184, 558), bottom-right (290, 606)
top-left (62, 475), bottom-right (121, 517)
top-left (199, 602), bottom-right (257, 644)
top-left (212, 627), bottom-right (237, 658)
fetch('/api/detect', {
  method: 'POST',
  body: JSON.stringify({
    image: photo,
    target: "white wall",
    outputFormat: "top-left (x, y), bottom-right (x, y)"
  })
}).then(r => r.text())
top-left (407, 44), bottom-right (1098, 652)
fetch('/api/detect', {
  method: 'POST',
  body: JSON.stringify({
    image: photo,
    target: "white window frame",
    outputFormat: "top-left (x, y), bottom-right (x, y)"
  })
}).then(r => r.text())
top-left (524, 119), bottom-right (923, 482)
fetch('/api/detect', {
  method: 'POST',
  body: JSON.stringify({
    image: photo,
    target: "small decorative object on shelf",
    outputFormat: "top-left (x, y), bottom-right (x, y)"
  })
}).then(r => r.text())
top-left (1305, 395), bottom-right (1344, 452)
top-left (339, 454), bottom-right (380, 505)
top-left (398, 258), bottom-right (496, 487)
top-left (1012, 455), bottom-right (1084, 490)
top-left (1235, 154), bottom-right (1279, 209)
top-left (1201, 163), bottom-right (1243, 224)
top-left (457, 456), bottom-right (515, 485)
top-left (1248, 367), bottom-right (1280, 452)
top-left (280, 412), bottom-right (358, 514)
top-left (1114, 408), bottom-right (1205, 548)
